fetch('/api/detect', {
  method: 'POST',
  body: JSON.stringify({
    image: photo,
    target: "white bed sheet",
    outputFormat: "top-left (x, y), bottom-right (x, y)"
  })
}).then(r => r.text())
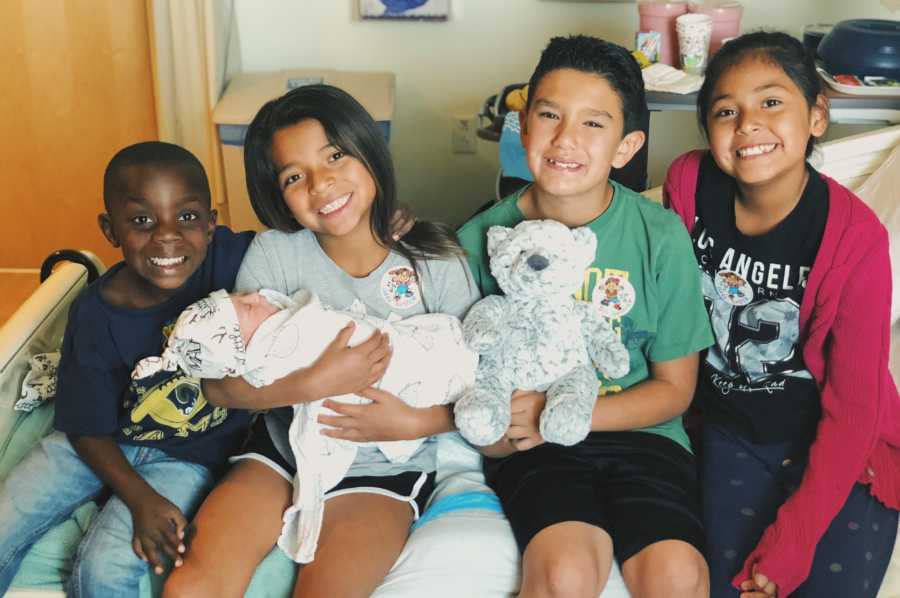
top-left (374, 432), bottom-right (631, 598)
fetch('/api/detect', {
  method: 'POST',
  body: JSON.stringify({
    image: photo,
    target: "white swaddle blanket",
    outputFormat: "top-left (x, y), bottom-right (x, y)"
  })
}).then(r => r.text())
top-left (132, 288), bottom-right (477, 563)
top-left (257, 292), bottom-right (476, 563)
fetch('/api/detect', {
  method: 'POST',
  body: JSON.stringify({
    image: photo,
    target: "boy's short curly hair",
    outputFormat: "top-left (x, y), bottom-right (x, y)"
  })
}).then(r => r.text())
top-left (103, 141), bottom-right (210, 212)
top-left (527, 35), bottom-right (648, 136)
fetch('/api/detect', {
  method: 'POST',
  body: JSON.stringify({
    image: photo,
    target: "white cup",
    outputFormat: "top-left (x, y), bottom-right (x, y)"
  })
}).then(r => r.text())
top-left (676, 12), bottom-right (713, 75)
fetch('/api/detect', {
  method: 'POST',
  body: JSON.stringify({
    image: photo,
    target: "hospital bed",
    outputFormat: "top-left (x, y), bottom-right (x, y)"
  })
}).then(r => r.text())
top-left (4, 124), bottom-right (900, 597)
top-left (0, 263), bottom-right (631, 596)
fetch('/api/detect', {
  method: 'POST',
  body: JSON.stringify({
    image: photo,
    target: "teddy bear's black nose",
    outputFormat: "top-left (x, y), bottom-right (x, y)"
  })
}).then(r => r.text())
top-left (527, 254), bottom-right (550, 271)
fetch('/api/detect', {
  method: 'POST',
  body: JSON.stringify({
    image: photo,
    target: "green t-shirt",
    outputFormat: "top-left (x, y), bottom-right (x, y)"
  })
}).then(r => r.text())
top-left (457, 181), bottom-right (713, 450)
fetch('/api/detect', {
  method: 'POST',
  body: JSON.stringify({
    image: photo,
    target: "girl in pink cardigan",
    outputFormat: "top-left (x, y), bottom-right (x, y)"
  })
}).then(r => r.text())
top-left (664, 32), bottom-right (900, 598)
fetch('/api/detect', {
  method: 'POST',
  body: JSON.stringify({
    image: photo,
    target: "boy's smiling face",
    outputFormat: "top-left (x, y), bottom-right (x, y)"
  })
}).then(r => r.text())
top-left (99, 163), bottom-right (216, 308)
top-left (520, 68), bottom-right (643, 207)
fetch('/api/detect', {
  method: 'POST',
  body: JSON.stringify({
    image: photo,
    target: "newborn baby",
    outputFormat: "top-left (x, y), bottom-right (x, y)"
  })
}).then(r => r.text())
top-left (132, 288), bottom-right (477, 563)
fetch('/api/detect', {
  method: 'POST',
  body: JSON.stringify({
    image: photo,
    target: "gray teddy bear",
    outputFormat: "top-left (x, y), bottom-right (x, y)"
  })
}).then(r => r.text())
top-left (455, 219), bottom-right (631, 447)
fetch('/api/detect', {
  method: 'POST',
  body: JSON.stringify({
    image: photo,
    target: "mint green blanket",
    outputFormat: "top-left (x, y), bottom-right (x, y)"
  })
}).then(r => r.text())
top-left (10, 500), bottom-right (298, 596)
top-left (2, 405), bottom-right (298, 597)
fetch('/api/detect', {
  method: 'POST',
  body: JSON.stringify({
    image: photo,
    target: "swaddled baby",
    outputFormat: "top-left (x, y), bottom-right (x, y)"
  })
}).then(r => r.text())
top-left (132, 288), bottom-right (477, 563)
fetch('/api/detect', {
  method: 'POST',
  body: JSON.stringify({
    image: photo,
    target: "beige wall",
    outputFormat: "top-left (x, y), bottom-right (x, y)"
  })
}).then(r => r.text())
top-left (232, 0), bottom-right (897, 226)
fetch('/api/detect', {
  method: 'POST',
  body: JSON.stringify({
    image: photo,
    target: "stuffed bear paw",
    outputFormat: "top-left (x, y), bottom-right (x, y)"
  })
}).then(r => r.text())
top-left (454, 386), bottom-right (510, 447)
top-left (461, 295), bottom-right (508, 354)
top-left (538, 365), bottom-right (598, 446)
top-left (539, 394), bottom-right (593, 446)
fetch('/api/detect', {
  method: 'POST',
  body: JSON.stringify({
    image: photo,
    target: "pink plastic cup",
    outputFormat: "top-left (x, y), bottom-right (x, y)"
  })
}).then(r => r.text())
top-left (688, 1), bottom-right (743, 54)
top-left (638, 0), bottom-right (689, 66)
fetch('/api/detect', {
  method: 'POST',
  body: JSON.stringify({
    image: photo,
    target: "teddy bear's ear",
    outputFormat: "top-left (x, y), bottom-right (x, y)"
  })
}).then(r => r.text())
top-left (571, 226), bottom-right (598, 267)
top-left (486, 225), bottom-right (513, 258)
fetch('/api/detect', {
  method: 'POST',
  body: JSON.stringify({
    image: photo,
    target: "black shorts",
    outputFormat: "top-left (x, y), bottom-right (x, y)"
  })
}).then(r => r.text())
top-left (484, 431), bottom-right (704, 564)
top-left (231, 415), bottom-right (436, 519)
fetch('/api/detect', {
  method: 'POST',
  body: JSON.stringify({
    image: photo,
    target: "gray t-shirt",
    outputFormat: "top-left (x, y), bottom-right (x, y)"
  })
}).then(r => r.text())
top-left (235, 228), bottom-right (480, 477)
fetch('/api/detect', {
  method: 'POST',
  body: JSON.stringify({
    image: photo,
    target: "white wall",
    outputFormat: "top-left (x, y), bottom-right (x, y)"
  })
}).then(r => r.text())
top-left (232, 0), bottom-right (898, 226)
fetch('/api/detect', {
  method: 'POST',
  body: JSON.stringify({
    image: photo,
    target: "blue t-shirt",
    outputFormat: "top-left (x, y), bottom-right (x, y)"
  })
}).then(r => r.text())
top-left (54, 226), bottom-right (255, 470)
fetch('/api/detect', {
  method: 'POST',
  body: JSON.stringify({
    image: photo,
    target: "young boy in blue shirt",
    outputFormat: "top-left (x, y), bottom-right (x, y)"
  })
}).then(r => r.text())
top-left (457, 36), bottom-right (713, 597)
top-left (0, 142), bottom-right (254, 597)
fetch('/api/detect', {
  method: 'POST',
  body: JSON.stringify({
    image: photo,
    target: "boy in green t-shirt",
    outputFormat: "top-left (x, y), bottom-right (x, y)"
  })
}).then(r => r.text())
top-left (457, 35), bottom-right (713, 597)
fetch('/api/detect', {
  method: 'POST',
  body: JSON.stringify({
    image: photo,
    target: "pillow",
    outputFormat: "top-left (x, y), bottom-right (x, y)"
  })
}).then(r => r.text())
top-left (0, 402), bottom-right (55, 480)
top-left (854, 142), bottom-right (900, 325)
top-left (434, 431), bottom-right (482, 482)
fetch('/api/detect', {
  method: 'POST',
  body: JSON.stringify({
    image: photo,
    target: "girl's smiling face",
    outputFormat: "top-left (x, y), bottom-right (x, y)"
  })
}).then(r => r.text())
top-left (706, 57), bottom-right (828, 189)
top-left (271, 118), bottom-right (377, 243)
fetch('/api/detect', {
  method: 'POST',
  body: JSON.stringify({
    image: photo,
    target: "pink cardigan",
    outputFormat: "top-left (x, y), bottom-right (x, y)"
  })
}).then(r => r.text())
top-left (665, 150), bottom-right (900, 596)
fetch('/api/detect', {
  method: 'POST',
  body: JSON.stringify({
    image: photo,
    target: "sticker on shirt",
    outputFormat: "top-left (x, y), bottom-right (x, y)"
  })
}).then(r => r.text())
top-left (381, 266), bottom-right (421, 310)
top-left (715, 269), bottom-right (753, 306)
top-left (593, 275), bottom-right (635, 318)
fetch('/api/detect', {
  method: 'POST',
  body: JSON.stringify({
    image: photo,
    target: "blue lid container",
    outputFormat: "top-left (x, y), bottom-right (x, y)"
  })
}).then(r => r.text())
top-left (819, 19), bottom-right (900, 78)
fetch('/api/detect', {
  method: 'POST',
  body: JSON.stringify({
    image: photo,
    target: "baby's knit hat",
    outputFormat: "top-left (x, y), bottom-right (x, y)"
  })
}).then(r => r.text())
top-left (131, 289), bottom-right (247, 381)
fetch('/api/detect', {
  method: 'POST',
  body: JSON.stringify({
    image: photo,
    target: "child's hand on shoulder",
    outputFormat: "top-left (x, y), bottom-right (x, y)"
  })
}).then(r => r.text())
top-left (390, 203), bottom-right (416, 241)
top-left (507, 389), bottom-right (547, 451)
top-left (309, 323), bottom-right (392, 398)
top-left (130, 491), bottom-right (188, 574)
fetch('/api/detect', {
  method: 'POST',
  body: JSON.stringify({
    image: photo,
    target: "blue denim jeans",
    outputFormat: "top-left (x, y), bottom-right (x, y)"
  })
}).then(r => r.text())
top-left (0, 431), bottom-right (214, 598)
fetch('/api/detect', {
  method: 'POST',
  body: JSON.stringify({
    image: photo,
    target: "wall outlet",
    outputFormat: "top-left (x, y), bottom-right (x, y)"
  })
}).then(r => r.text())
top-left (451, 115), bottom-right (477, 154)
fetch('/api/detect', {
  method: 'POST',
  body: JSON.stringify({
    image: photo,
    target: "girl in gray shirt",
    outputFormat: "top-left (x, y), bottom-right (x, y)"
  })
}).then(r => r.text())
top-left (164, 85), bottom-right (479, 597)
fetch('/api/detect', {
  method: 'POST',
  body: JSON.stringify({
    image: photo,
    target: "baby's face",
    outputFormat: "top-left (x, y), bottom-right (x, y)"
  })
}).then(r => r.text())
top-left (231, 292), bottom-right (279, 345)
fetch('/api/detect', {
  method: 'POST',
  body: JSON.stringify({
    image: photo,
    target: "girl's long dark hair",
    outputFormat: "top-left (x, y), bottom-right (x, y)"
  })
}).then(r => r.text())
top-left (243, 85), bottom-right (465, 304)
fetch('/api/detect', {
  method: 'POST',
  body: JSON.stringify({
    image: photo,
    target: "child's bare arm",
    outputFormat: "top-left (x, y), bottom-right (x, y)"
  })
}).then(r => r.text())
top-left (69, 435), bottom-right (187, 574)
top-left (481, 354), bottom-right (698, 456)
top-left (590, 353), bottom-right (698, 432)
top-left (203, 324), bottom-right (392, 409)
top-left (319, 387), bottom-right (454, 441)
